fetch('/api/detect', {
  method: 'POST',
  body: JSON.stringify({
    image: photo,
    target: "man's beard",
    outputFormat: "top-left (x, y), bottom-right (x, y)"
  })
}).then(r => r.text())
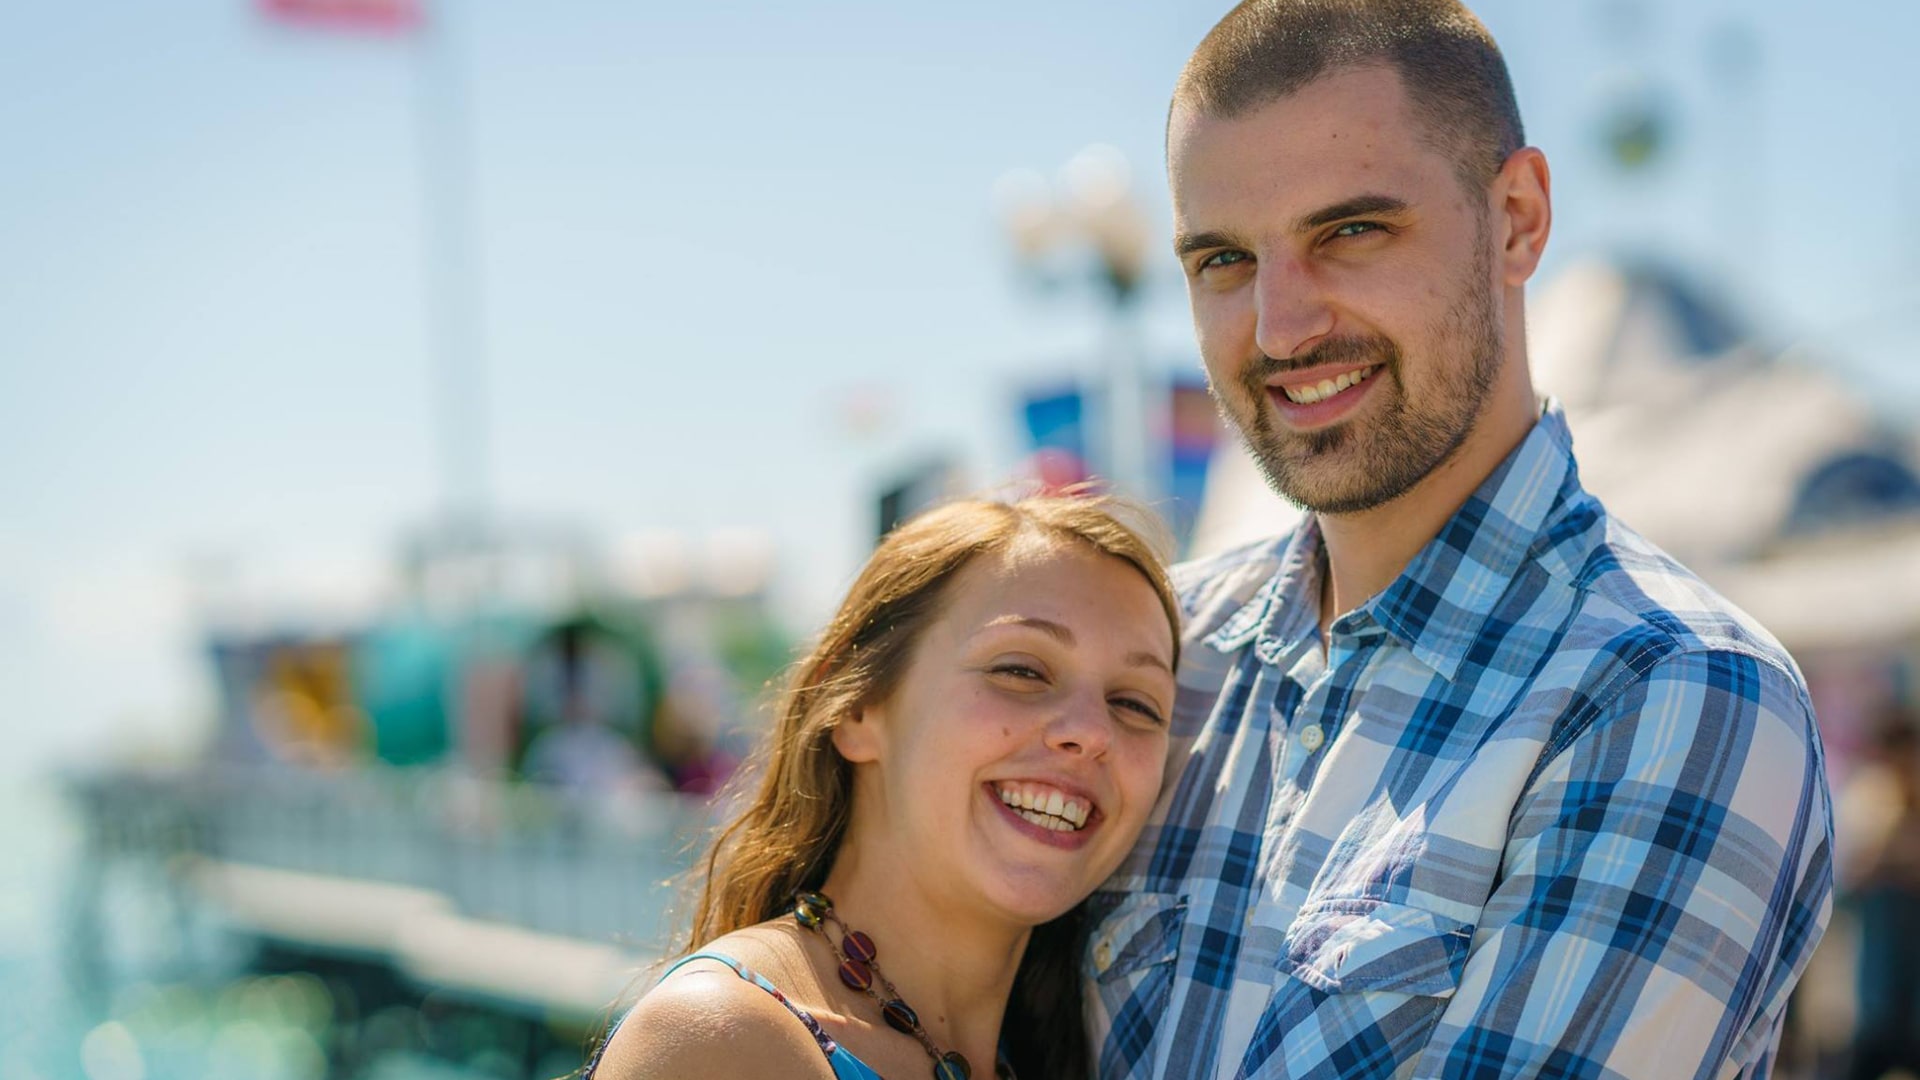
top-left (1222, 242), bottom-right (1504, 516)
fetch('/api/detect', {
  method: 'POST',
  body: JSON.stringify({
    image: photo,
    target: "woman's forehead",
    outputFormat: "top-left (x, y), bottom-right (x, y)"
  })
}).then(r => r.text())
top-left (944, 543), bottom-right (1170, 648)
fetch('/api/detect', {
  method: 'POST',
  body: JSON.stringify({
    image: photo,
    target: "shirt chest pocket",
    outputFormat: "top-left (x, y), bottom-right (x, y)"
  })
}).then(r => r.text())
top-left (1083, 890), bottom-right (1188, 1034)
top-left (1278, 897), bottom-right (1473, 997)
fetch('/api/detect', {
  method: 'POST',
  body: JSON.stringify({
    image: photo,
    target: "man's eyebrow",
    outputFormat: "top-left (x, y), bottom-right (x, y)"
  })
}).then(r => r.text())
top-left (1173, 229), bottom-right (1242, 259)
top-left (1173, 194), bottom-right (1410, 258)
top-left (1294, 194), bottom-right (1410, 233)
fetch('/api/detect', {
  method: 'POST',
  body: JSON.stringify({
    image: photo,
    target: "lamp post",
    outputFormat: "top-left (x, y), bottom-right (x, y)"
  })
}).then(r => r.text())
top-left (995, 146), bottom-right (1155, 499)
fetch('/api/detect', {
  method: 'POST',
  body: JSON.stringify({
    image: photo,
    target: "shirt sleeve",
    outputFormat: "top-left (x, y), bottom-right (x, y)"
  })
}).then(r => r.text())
top-left (1410, 647), bottom-right (1835, 1080)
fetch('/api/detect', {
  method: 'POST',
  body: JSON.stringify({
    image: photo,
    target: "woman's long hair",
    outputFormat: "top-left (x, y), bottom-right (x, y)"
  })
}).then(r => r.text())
top-left (687, 493), bottom-right (1180, 1080)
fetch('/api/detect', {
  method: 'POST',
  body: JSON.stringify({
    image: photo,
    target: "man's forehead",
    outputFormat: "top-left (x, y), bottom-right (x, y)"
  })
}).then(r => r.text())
top-left (1169, 62), bottom-right (1413, 154)
top-left (1168, 64), bottom-right (1436, 219)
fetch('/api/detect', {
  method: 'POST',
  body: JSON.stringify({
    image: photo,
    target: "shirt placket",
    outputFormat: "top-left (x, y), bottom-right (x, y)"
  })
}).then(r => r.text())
top-left (1244, 623), bottom-right (1386, 946)
top-left (1207, 648), bottom-right (1314, 1080)
top-left (1238, 643), bottom-right (1325, 950)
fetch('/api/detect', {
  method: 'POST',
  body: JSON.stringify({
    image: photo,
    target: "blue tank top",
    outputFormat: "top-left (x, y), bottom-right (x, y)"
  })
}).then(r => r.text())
top-left (584, 950), bottom-right (885, 1080)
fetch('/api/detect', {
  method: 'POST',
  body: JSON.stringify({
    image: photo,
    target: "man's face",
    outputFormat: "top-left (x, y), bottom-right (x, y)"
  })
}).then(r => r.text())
top-left (1169, 64), bottom-right (1506, 515)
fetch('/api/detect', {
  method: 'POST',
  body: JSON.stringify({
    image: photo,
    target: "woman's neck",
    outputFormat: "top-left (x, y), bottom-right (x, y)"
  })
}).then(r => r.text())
top-left (815, 849), bottom-right (1030, 1071)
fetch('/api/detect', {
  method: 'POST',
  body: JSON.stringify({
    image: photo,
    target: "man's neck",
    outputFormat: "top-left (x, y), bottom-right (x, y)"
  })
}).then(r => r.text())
top-left (1317, 387), bottom-right (1541, 638)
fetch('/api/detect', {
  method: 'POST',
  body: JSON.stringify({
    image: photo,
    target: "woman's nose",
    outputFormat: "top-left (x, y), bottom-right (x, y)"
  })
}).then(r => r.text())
top-left (1043, 691), bottom-right (1114, 758)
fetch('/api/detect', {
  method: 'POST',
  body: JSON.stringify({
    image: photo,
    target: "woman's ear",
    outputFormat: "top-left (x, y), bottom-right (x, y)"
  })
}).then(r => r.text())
top-left (829, 702), bottom-right (884, 764)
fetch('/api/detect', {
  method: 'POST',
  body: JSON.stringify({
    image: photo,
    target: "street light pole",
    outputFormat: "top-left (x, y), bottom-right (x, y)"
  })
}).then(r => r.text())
top-left (996, 146), bottom-right (1155, 500)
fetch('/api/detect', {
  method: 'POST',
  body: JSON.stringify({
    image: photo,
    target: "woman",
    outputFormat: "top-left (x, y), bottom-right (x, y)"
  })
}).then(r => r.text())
top-left (589, 495), bottom-right (1180, 1080)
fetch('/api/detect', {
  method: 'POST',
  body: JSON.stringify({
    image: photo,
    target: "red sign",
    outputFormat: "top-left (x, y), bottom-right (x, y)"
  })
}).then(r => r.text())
top-left (259, 0), bottom-right (423, 34)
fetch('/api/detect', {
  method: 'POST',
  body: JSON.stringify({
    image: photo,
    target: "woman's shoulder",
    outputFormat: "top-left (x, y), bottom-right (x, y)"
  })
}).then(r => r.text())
top-left (592, 929), bottom-right (834, 1080)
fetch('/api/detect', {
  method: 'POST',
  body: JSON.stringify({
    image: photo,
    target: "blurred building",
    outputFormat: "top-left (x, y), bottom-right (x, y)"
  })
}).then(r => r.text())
top-left (62, 519), bottom-right (790, 1078)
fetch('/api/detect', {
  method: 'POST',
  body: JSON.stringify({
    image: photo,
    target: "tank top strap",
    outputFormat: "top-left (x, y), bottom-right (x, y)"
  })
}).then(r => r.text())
top-left (658, 951), bottom-right (845, 1060)
top-left (585, 951), bottom-right (885, 1080)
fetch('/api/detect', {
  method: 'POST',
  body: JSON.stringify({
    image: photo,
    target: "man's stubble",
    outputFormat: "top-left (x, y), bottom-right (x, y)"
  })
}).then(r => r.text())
top-left (1221, 216), bottom-right (1504, 516)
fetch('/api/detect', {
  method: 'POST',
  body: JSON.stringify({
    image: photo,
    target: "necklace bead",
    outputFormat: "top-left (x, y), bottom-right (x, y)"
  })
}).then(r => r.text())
top-left (843, 929), bottom-right (877, 963)
top-left (792, 892), bottom-right (1013, 1080)
top-left (837, 957), bottom-right (874, 992)
top-left (881, 998), bottom-right (919, 1034)
top-left (793, 891), bottom-right (830, 929)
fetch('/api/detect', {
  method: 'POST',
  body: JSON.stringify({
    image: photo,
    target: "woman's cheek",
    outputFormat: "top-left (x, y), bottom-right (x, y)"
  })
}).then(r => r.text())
top-left (1122, 732), bottom-right (1170, 809)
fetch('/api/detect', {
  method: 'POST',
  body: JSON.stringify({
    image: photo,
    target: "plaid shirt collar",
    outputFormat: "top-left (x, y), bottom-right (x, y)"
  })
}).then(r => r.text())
top-left (1205, 399), bottom-right (1575, 684)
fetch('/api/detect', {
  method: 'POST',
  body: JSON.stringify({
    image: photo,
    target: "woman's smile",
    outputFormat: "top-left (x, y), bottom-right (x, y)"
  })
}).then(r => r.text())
top-left (990, 779), bottom-right (1095, 830)
top-left (985, 780), bottom-right (1101, 850)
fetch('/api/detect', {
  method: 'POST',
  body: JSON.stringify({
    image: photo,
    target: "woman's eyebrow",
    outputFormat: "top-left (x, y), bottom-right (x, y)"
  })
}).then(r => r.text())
top-left (983, 614), bottom-right (1075, 644)
top-left (983, 616), bottom-right (1171, 674)
top-left (1126, 651), bottom-right (1173, 675)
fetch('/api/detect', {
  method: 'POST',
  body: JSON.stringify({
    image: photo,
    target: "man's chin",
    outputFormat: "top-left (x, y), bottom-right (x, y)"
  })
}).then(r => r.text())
top-left (1256, 452), bottom-right (1406, 516)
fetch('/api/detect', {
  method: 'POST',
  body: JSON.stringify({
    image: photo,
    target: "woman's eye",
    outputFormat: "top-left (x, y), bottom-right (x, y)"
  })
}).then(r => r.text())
top-left (1112, 697), bottom-right (1167, 727)
top-left (990, 663), bottom-right (1045, 681)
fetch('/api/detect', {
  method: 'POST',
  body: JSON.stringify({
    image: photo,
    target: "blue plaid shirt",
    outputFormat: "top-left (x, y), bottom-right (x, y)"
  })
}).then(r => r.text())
top-left (1087, 403), bottom-right (1833, 1079)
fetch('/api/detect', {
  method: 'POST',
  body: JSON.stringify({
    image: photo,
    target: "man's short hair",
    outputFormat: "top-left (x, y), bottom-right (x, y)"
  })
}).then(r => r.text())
top-left (1174, 0), bottom-right (1524, 192)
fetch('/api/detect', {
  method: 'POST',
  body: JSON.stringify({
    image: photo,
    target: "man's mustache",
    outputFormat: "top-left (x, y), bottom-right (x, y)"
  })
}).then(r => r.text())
top-left (1245, 336), bottom-right (1400, 382)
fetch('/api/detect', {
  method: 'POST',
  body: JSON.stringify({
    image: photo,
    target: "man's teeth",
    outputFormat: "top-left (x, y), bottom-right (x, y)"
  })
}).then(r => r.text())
top-left (1283, 365), bottom-right (1377, 405)
top-left (993, 783), bottom-right (1089, 831)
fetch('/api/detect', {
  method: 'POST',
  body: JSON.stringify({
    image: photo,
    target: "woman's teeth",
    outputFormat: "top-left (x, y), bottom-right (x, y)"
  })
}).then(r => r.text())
top-left (1283, 365), bottom-right (1378, 405)
top-left (993, 783), bottom-right (1089, 831)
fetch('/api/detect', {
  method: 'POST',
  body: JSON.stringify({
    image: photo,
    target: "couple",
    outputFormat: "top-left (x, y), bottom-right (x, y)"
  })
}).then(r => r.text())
top-left (595, 2), bottom-right (1834, 1077)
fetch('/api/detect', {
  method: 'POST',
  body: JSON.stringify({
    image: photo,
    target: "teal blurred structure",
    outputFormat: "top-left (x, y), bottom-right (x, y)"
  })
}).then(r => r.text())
top-left (51, 523), bottom-right (788, 1080)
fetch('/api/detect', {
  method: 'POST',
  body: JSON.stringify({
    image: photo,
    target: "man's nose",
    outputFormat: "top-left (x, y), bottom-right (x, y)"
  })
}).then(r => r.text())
top-left (1253, 257), bottom-right (1335, 362)
top-left (1044, 691), bottom-right (1115, 758)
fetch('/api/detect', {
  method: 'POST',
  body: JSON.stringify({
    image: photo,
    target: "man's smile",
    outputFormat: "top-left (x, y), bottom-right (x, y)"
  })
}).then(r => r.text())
top-left (1263, 360), bottom-right (1385, 430)
top-left (1273, 363), bottom-right (1381, 405)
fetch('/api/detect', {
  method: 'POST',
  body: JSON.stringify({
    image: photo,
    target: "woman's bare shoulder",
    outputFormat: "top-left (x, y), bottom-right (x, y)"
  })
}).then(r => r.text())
top-left (591, 935), bottom-right (830, 1080)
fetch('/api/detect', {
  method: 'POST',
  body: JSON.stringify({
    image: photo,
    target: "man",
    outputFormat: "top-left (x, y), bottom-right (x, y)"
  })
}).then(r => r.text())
top-left (1085, 2), bottom-right (1833, 1077)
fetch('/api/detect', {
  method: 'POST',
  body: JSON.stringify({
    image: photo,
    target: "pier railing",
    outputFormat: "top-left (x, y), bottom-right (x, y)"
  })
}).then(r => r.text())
top-left (65, 763), bottom-right (721, 1018)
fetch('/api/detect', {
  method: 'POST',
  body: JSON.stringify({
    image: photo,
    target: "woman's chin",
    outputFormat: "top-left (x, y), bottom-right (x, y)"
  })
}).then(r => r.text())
top-left (969, 798), bottom-right (1129, 921)
top-left (976, 867), bottom-right (1106, 926)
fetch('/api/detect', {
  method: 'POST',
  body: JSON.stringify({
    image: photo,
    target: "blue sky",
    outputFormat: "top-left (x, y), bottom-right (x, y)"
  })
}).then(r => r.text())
top-left (2, 0), bottom-right (1916, 776)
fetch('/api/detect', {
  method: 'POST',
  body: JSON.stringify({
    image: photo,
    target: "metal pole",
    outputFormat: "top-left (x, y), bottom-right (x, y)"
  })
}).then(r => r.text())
top-left (413, 3), bottom-right (490, 539)
top-left (1103, 294), bottom-right (1151, 501)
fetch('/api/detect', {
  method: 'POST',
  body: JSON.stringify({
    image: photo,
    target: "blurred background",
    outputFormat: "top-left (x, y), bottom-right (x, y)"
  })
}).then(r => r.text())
top-left (3, 0), bottom-right (1918, 1077)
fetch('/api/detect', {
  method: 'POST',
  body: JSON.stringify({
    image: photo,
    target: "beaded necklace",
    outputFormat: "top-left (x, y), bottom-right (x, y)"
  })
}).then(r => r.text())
top-left (792, 890), bottom-right (1015, 1080)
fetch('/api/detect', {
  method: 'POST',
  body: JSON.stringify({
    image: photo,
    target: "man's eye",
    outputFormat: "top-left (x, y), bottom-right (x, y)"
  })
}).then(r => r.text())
top-left (1199, 250), bottom-right (1250, 271)
top-left (1331, 221), bottom-right (1383, 239)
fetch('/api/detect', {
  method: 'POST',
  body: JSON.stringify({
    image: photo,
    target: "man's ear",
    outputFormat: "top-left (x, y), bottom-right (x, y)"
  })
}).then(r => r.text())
top-left (830, 702), bottom-right (884, 764)
top-left (1492, 146), bottom-right (1551, 288)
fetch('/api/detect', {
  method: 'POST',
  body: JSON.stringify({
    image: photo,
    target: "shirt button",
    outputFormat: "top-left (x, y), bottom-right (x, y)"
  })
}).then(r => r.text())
top-left (1298, 724), bottom-right (1325, 753)
top-left (1093, 939), bottom-right (1114, 973)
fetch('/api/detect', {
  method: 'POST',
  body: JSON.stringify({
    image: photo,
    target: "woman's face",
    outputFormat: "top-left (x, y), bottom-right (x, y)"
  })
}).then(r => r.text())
top-left (835, 537), bottom-right (1176, 926)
